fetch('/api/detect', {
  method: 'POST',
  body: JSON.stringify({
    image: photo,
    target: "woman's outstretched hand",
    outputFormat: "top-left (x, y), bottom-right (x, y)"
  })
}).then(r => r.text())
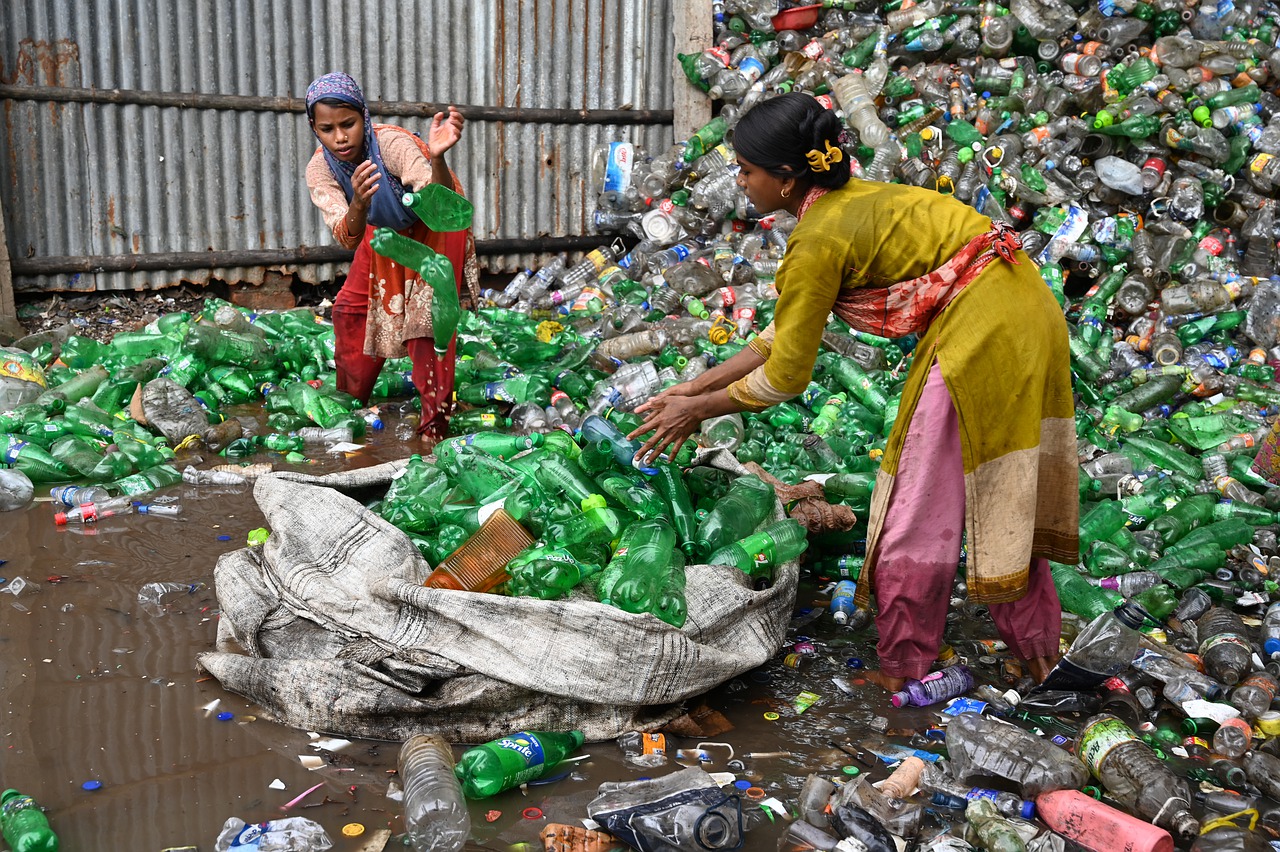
top-left (629, 391), bottom-right (707, 465)
top-left (428, 106), bottom-right (465, 158)
top-left (350, 159), bottom-right (381, 210)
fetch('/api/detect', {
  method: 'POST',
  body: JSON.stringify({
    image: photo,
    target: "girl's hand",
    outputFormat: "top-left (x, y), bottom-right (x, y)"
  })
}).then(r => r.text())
top-left (350, 159), bottom-right (381, 210)
top-left (628, 393), bottom-right (708, 465)
top-left (428, 106), bottom-right (465, 158)
top-left (634, 381), bottom-right (699, 415)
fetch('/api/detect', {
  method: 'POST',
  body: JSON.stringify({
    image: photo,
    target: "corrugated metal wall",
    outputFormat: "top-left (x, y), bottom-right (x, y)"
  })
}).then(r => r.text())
top-left (0, 0), bottom-right (674, 292)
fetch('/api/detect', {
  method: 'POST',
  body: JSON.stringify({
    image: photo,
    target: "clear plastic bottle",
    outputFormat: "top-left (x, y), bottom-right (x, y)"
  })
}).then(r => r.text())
top-left (1196, 606), bottom-right (1254, 686)
top-left (1074, 714), bottom-right (1199, 840)
top-left (1047, 602), bottom-right (1148, 690)
top-left (831, 71), bottom-right (891, 147)
top-left (397, 734), bottom-right (470, 851)
top-left (944, 712), bottom-right (1089, 797)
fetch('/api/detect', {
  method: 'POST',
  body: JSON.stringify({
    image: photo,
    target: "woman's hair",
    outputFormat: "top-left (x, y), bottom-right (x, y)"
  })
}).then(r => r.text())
top-left (308, 96), bottom-right (361, 120)
top-left (732, 93), bottom-right (851, 190)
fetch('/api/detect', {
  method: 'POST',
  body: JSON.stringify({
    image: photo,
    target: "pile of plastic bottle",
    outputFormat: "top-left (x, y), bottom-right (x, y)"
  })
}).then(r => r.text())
top-left (8, 0), bottom-right (1280, 847)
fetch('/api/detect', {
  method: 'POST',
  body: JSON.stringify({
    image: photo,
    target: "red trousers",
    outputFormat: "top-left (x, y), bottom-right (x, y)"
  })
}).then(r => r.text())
top-left (873, 364), bottom-right (1062, 679)
top-left (332, 228), bottom-right (458, 433)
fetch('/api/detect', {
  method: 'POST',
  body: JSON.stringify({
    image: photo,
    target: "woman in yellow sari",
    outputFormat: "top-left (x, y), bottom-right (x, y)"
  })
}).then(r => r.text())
top-left (631, 93), bottom-right (1078, 691)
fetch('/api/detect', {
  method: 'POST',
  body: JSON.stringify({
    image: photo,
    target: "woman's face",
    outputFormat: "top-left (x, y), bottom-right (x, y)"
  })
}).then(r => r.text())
top-left (311, 103), bottom-right (364, 163)
top-left (736, 155), bottom-right (793, 214)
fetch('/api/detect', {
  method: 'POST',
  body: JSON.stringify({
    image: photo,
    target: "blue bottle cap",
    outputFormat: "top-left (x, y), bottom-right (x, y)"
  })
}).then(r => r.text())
top-left (1266, 638), bottom-right (1280, 656)
top-left (846, 658), bottom-right (864, 669)
top-left (734, 780), bottom-right (752, 790)
top-left (217, 535), bottom-right (231, 542)
top-left (216, 712), bottom-right (234, 721)
top-left (82, 780), bottom-right (102, 791)
top-left (1020, 801), bottom-right (1036, 820)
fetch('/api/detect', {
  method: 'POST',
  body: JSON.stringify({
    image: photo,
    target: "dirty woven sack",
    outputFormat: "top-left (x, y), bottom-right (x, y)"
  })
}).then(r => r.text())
top-left (587, 766), bottom-right (744, 852)
top-left (198, 449), bottom-right (798, 742)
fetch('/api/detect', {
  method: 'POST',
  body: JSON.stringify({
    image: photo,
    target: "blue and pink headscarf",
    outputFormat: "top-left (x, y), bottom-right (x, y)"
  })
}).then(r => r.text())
top-left (305, 72), bottom-right (417, 232)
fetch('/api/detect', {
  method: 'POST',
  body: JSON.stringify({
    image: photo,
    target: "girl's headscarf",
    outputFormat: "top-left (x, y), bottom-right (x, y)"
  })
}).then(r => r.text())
top-left (306, 72), bottom-right (417, 232)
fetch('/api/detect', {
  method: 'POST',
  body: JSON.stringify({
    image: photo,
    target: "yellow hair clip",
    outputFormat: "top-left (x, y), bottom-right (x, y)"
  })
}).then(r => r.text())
top-left (805, 140), bottom-right (844, 173)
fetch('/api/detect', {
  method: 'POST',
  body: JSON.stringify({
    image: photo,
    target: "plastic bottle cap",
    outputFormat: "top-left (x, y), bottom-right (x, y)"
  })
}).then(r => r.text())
top-left (522, 807), bottom-right (544, 820)
top-left (763, 712), bottom-right (780, 721)
top-left (890, 692), bottom-right (908, 708)
top-left (734, 779), bottom-right (752, 790)
top-left (843, 765), bottom-right (860, 776)
top-left (81, 780), bottom-right (102, 791)
top-left (1020, 801), bottom-right (1035, 819)
top-left (846, 658), bottom-right (864, 669)
top-left (1266, 638), bottom-right (1280, 656)
top-left (341, 823), bottom-right (365, 837)
top-left (216, 712), bottom-right (234, 721)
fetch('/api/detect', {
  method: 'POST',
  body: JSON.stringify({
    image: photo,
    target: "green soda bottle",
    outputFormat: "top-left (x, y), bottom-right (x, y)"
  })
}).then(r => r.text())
top-left (650, 462), bottom-right (699, 556)
top-left (682, 116), bottom-right (729, 164)
top-left (1132, 584), bottom-right (1177, 621)
top-left (597, 519), bottom-right (686, 626)
top-left (0, 789), bottom-right (58, 852)
top-left (541, 495), bottom-right (624, 549)
top-left (1079, 501), bottom-right (1129, 549)
top-left (184, 324), bottom-right (274, 370)
top-left (1166, 518), bottom-right (1253, 553)
top-left (112, 464), bottom-right (182, 497)
top-left (706, 519), bottom-right (809, 578)
top-left (694, 475), bottom-right (776, 558)
top-left (534, 454), bottom-right (602, 508)
top-left (285, 381), bottom-right (346, 428)
top-left (373, 228), bottom-right (464, 356)
top-left (49, 436), bottom-right (107, 477)
top-left (828, 357), bottom-right (888, 415)
top-left (594, 470), bottom-right (667, 519)
top-left (0, 436), bottom-right (73, 483)
top-left (36, 365), bottom-right (108, 411)
top-left (454, 730), bottom-right (585, 799)
top-left (401, 183), bottom-right (475, 233)
top-left (1051, 562), bottom-right (1123, 620)
top-left (448, 410), bottom-right (512, 434)
top-left (1148, 494), bottom-right (1215, 546)
top-left (1148, 543), bottom-right (1226, 577)
top-left (436, 432), bottom-right (542, 463)
top-left (506, 545), bottom-right (602, 599)
top-left (455, 374), bottom-right (551, 406)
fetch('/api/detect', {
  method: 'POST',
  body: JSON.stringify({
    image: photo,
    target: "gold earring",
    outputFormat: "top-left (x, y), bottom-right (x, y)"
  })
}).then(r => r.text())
top-left (781, 185), bottom-right (792, 199)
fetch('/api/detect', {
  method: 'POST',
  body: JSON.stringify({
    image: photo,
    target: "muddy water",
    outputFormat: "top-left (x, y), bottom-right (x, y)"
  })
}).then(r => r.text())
top-left (0, 405), bottom-right (947, 851)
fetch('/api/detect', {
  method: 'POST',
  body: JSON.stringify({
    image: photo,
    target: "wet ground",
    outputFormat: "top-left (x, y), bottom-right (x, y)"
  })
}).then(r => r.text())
top-left (0, 401), bottom-right (969, 851)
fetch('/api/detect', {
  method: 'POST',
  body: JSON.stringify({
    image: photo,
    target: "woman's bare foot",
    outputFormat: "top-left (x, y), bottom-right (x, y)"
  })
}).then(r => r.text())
top-left (863, 670), bottom-right (906, 693)
top-left (1023, 654), bottom-right (1059, 684)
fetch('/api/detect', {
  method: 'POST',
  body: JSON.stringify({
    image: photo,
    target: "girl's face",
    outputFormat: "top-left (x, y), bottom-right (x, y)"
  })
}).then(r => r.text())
top-left (311, 103), bottom-right (364, 163)
top-left (736, 155), bottom-right (794, 213)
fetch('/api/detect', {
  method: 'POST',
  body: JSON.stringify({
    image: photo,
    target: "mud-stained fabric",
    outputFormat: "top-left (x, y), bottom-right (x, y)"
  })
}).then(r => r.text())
top-left (199, 451), bottom-right (799, 742)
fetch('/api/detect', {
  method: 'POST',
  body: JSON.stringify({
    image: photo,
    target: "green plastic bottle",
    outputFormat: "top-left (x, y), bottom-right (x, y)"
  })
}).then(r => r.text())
top-left (1051, 562), bottom-right (1123, 620)
top-left (706, 519), bottom-right (809, 578)
top-left (111, 464), bottom-right (182, 497)
top-left (0, 789), bottom-right (58, 852)
top-left (0, 436), bottom-right (73, 483)
top-left (506, 545), bottom-right (602, 599)
top-left (650, 462), bottom-right (699, 556)
top-left (694, 475), bottom-right (776, 558)
top-left (598, 518), bottom-right (686, 625)
top-left (401, 183), bottom-right (475, 233)
top-left (454, 730), bottom-right (585, 799)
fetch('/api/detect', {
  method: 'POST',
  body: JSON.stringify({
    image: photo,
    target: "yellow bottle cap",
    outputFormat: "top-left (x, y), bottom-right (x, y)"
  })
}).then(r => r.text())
top-left (1257, 711), bottom-right (1280, 737)
top-left (341, 823), bottom-right (365, 837)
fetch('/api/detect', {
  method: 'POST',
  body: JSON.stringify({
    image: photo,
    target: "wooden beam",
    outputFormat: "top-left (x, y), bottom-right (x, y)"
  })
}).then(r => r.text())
top-left (672, 0), bottom-right (713, 145)
top-left (0, 193), bottom-right (24, 344)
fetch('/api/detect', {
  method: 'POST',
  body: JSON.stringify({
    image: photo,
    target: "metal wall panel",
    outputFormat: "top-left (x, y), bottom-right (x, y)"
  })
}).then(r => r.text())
top-left (0, 0), bottom-right (674, 292)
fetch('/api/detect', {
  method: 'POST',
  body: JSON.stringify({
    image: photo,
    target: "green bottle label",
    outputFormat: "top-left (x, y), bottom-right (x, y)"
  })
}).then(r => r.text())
top-left (1078, 716), bottom-right (1138, 774)
top-left (497, 732), bottom-right (547, 786)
